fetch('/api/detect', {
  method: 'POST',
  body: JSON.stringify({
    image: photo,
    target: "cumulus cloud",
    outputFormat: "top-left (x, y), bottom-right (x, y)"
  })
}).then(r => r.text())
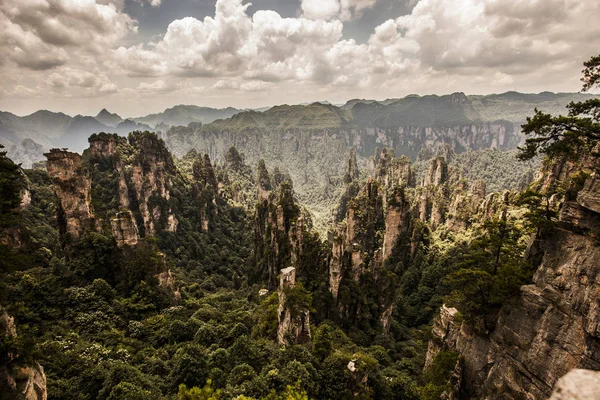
top-left (0, 0), bottom-right (136, 71)
top-left (47, 67), bottom-right (119, 96)
top-left (116, 0), bottom-right (345, 82)
top-left (111, 0), bottom-right (600, 98)
top-left (301, 0), bottom-right (378, 20)
top-left (394, 0), bottom-right (600, 74)
top-left (3, 0), bottom-right (600, 114)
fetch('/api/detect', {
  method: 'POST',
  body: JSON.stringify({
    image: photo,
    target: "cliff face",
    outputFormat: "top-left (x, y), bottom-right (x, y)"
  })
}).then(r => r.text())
top-left (277, 267), bottom-right (311, 345)
top-left (329, 149), bottom-right (414, 331)
top-left (45, 132), bottom-right (180, 244)
top-left (162, 119), bottom-right (527, 235)
top-left (45, 149), bottom-right (98, 241)
top-left (0, 307), bottom-right (47, 400)
top-left (426, 161), bottom-right (600, 398)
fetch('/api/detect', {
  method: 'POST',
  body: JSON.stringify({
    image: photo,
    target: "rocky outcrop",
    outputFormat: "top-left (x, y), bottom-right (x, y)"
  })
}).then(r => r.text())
top-left (252, 165), bottom-right (312, 289)
top-left (548, 369), bottom-right (600, 400)
top-left (45, 149), bottom-right (98, 241)
top-left (329, 150), bottom-right (416, 332)
top-left (277, 267), bottom-right (311, 345)
top-left (110, 211), bottom-right (139, 247)
top-left (446, 180), bottom-right (487, 231)
top-left (0, 307), bottom-right (47, 400)
top-left (418, 157), bottom-right (453, 228)
top-left (382, 186), bottom-right (411, 261)
top-left (46, 133), bottom-right (183, 244)
top-left (157, 267), bottom-right (181, 302)
top-left (345, 148), bottom-right (360, 184)
top-left (329, 223), bottom-right (346, 301)
top-left (426, 157), bottom-right (600, 399)
top-left (126, 132), bottom-right (178, 236)
top-left (192, 153), bottom-right (218, 233)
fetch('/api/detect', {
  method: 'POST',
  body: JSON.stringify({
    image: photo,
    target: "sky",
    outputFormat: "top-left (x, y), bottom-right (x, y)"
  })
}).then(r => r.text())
top-left (0, 0), bottom-right (599, 117)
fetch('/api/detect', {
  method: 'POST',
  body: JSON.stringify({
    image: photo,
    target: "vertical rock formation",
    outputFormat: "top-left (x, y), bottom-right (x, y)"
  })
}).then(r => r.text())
top-left (127, 132), bottom-right (178, 236)
top-left (277, 267), bottom-right (311, 345)
top-left (328, 223), bottom-right (346, 302)
top-left (330, 149), bottom-right (416, 332)
top-left (257, 159), bottom-right (272, 201)
top-left (382, 186), bottom-right (411, 261)
top-left (425, 156), bottom-right (600, 399)
top-left (345, 148), bottom-right (359, 184)
top-left (0, 307), bottom-right (47, 400)
top-left (45, 149), bottom-right (97, 241)
top-left (418, 156), bottom-right (451, 228)
top-left (46, 133), bottom-right (183, 244)
top-left (110, 211), bottom-right (139, 247)
top-left (446, 180), bottom-right (487, 231)
top-left (252, 161), bottom-right (312, 289)
top-left (192, 153), bottom-right (218, 233)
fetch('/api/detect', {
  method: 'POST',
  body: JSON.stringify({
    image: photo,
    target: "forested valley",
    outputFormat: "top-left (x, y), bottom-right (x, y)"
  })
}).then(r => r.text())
top-left (1, 57), bottom-right (600, 400)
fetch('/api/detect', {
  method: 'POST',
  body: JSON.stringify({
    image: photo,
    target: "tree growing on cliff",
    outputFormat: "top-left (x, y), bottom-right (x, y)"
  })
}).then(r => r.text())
top-left (0, 144), bottom-right (24, 215)
top-left (518, 54), bottom-right (600, 161)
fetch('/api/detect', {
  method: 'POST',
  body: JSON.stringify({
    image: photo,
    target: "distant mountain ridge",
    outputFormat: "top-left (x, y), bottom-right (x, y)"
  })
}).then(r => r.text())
top-left (0, 105), bottom-right (246, 167)
top-left (132, 104), bottom-right (243, 128)
top-left (1, 92), bottom-right (598, 169)
top-left (95, 108), bottom-right (123, 127)
top-left (158, 91), bottom-right (599, 231)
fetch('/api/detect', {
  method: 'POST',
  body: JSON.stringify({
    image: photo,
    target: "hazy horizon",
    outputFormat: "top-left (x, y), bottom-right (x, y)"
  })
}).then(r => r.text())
top-left (3, 89), bottom-right (596, 119)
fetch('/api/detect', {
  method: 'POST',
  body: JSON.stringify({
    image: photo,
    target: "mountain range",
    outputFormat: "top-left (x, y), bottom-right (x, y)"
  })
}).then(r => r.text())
top-left (0, 105), bottom-right (245, 167)
top-left (1, 91), bottom-right (597, 172)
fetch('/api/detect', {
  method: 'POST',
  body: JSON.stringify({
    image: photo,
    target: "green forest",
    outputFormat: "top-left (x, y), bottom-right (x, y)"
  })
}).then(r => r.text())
top-left (1, 56), bottom-right (600, 400)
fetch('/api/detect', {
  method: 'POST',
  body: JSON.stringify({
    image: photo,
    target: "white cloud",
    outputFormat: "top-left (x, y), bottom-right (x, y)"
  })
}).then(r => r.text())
top-left (2, 0), bottom-right (600, 115)
top-left (0, 0), bottom-right (136, 71)
top-left (214, 79), bottom-right (273, 92)
top-left (47, 67), bottom-right (119, 96)
top-left (394, 0), bottom-right (599, 73)
top-left (116, 0), bottom-right (345, 82)
top-left (301, 0), bottom-right (340, 20)
top-left (111, 0), bottom-right (600, 101)
top-left (301, 0), bottom-right (379, 20)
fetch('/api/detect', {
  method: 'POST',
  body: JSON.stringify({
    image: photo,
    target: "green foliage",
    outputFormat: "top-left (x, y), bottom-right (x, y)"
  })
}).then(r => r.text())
top-left (178, 380), bottom-right (223, 400)
top-left (0, 144), bottom-right (24, 215)
top-left (519, 55), bottom-right (600, 161)
top-left (443, 218), bottom-right (532, 326)
top-left (283, 283), bottom-right (314, 318)
top-left (418, 351), bottom-right (459, 400)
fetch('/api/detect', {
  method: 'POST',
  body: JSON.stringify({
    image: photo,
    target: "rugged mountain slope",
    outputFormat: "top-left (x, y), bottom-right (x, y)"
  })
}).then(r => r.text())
top-left (425, 150), bottom-right (600, 399)
top-left (0, 105), bottom-right (245, 168)
top-left (160, 92), bottom-right (591, 232)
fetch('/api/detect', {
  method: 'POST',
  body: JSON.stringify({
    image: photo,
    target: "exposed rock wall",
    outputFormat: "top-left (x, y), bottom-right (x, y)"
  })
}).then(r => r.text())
top-left (46, 133), bottom-right (181, 243)
top-left (277, 267), bottom-right (311, 345)
top-left (45, 149), bottom-right (97, 241)
top-left (382, 186), bottom-right (411, 261)
top-left (110, 211), bottom-right (139, 247)
top-left (0, 307), bottom-right (47, 400)
top-left (329, 150), bottom-right (414, 332)
top-left (426, 163), bottom-right (600, 399)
